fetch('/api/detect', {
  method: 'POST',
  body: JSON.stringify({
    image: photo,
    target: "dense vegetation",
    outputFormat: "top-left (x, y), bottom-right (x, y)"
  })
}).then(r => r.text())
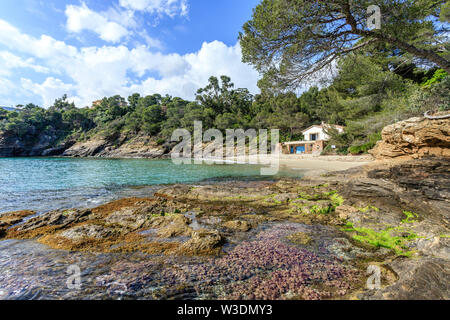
top-left (1, 60), bottom-right (447, 154)
top-left (0, 0), bottom-right (449, 155)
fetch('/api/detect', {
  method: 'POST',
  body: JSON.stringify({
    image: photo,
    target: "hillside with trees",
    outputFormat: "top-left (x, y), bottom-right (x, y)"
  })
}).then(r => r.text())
top-left (0, 0), bottom-right (448, 157)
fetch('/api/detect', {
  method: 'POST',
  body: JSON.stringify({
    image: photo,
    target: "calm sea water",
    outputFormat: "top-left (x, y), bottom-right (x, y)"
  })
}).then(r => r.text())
top-left (0, 157), bottom-right (303, 214)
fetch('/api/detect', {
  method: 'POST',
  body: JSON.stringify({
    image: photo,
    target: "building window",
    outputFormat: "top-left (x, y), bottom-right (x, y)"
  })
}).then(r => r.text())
top-left (310, 133), bottom-right (318, 141)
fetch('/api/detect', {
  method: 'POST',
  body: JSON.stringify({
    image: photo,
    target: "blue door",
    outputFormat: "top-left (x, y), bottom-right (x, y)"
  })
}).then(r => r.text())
top-left (290, 147), bottom-right (294, 154)
top-left (296, 146), bottom-right (305, 154)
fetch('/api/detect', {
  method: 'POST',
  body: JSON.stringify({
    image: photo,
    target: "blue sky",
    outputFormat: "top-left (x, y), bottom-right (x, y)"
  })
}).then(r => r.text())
top-left (0, 0), bottom-right (261, 108)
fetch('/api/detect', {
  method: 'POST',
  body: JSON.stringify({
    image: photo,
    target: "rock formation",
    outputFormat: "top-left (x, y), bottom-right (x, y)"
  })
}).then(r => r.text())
top-left (369, 116), bottom-right (450, 159)
top-left (0, 130), bottom-right (171, 158)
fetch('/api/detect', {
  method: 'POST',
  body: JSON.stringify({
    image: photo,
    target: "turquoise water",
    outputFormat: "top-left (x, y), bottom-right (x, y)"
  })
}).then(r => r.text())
top-left (0, 158), bottom-right (303, 213)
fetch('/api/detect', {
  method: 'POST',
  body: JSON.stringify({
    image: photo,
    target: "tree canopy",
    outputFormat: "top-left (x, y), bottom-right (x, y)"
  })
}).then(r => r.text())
top-left (239, 0), bottom-right (450, 90)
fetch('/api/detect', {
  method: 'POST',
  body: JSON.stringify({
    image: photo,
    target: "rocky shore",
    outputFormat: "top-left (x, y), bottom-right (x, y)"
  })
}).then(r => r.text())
top-left (1, 156), bottom-right (448, 299)
top-left (0, 116), bottom-right (448, 300)
top-left (0, 132), bottom-right (171, 158)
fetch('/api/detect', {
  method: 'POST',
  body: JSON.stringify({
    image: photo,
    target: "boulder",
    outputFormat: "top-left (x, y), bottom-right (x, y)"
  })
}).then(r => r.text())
top-left (178, 229), bottom-right (223, 255)
top-left (60, 224), bottom-right (120, 241)
top-left (360, 257), bottom-right (450, 300)
top-left (104, 207), bottom-right (149, 230)
top-left (156, 215), bottom-right (192, 238)
top-left (369, 117), bottom-right (450, 159)
top-left (15, 209), bottom-right (91, 233)
top-left (63, 139), bottom-right (109, 157)
top-left (0, 210), bottom-right (35, 229)
top-left (222, 220), bottom-right (251, 232)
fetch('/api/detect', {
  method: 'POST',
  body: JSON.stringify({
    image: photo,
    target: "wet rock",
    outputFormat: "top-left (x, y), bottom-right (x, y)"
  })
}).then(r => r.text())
top-left (156, 182), bottom-right (273, 202)
top-left (60, 224), bottom-right (120, 241)
top-left (328, 237), bottom-right (391, 261)
top-left (346, 208), bottom-right (401, 231)
top-left (9, 209), bottom-right (92, 236)
top-left (415, 237), bottom-right (450, 259)
top-left (178, 229), bottom-right (223, 255)
top-left (155, 185), bottom-right (193, 199)
top-left (0, 210), bottom-right (35, 230)
top-left (157, 215), bottom-right (192, 238)
top-left (166, 224), bottom-right (363, 300)
top-left (272, 193), bottom-right (298, 203)
top-left (2, 153), bottom-right (448, 300)
top-left (361, 257), bottom-right (450, 300)
top-left (222, 220), bottom-right (251, 232)
top-left (368, 159), bottom-right (450, 204)
top-left (335, 205), bottom-right (359, 220)
top-left (285, 232), bottom-right (312, 245)
top-left (104, 208), bottom-right (149, 230)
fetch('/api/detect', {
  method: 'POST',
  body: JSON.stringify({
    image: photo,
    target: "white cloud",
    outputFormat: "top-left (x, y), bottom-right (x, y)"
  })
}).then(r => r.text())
top-left (0, 19), bottom-right (260, 108)
top-left (65, 3), bottom-right (129, 43)
top-left (0, 78), bottom-right (15, 96)
top-left (119, 0), bottom-right (188, 17)
top-left (137, 30), bottom-right (164, 50)
top-left (0, 51), bottom-right (50, 76)
top-left (21, 77), bottom-right (76, 108)
top-left (0, 19), bottom-right (77, 61)
top-left (129, 41), bottom-right (260, 100)
top-left (104, 5), bottom-right (138, 29)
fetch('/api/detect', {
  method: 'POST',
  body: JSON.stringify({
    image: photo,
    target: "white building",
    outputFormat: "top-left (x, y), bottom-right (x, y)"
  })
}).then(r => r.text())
top-left (302, 123), bottom-right (344, 142)
top-left (282, 123), bottom-right (345, 155)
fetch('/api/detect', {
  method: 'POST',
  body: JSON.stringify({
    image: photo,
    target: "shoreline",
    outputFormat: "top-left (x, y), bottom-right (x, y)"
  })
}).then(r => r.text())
top-left (0, 157), bottom-right (448, 300)
top-left (0, 154), bottom-right (373, 178)
top-left (1, 157), bottom-right (448, 300)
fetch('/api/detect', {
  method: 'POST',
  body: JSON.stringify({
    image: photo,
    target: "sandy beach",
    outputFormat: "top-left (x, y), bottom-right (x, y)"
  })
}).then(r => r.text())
top-left (278, 154), bottom-right (372, 169)
top-left (223, 154), bottom-right (374, 176)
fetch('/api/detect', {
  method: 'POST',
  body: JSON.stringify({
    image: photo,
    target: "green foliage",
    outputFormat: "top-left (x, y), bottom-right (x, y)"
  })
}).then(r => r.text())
top-left (295, 190), bottom-right (344, 214)
top-left (348, 133), bottom-right (382, 155)
top-left (358, 205), bottom-right (380, 213)
top-left (342, 223), bottom-right (418, 257)
top-left (240, 0), bottom-right (450, 91)
top-left (156, 138), bottom-right (166, 146)
top-left (422, 69), bottom-right (448, 87)
top-left (330, 193), bottom-right (345, 207)
top-left (1, 55), bottom-right (447, 154)
top-left (401, 211), bottom-right (419, 224)
top-left (442, 1), bottom-right (450, 22)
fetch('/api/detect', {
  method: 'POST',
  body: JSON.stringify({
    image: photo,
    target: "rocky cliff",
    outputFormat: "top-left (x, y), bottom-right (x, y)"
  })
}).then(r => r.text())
top-left (61, 135), bottom-right (173, 158)
top-left (0, 131), bottom-right (172, 158)
top-left (369, 116), bottom-right (450, 159)
top-left (0, 132), bottom-right (72, 157)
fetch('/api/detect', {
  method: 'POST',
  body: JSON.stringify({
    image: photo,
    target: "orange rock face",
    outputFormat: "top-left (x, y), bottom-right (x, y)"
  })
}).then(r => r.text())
top-left (369, 117), bottom-right (450, 159)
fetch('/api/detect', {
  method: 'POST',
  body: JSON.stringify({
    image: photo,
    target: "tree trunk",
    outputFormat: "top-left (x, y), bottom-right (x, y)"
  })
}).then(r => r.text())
top-left (381, 35), bottom-right (450, 73)
top-left (359, 30), bottom-right (450, 73)
top-left (341, 3), bottom-right (450, 72)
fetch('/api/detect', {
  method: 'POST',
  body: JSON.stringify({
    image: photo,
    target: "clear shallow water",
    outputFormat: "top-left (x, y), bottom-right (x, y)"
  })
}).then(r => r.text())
top-left (0, 157), bottom-right (304, 213)
top-left (0, 223), bottom-right (353, 300)
top-left (0, 159), bottom-right (355, 301)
